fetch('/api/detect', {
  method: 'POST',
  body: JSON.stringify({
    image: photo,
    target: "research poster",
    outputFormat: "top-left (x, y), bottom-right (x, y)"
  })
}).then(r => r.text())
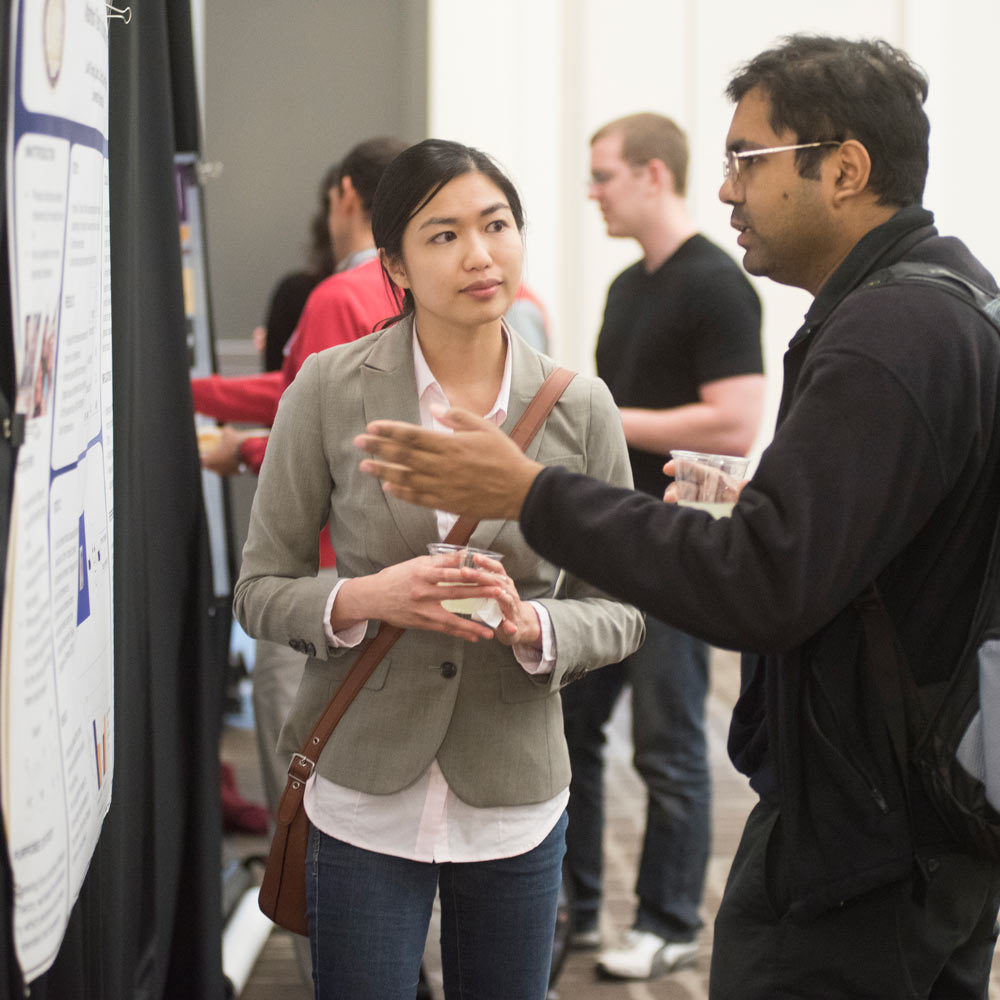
top-left (1, 0), bottom-right (114, 981)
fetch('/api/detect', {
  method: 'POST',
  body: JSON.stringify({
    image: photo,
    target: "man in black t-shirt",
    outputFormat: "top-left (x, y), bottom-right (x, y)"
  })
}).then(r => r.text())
top-left (562, 112), bottom-right (763, 980)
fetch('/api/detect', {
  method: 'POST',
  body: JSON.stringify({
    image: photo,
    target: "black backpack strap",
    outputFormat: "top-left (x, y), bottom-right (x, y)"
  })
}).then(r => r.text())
top-left (863, 259), bottom-right (1000, 650)
top-left (857, 259), bottom-right (1000, 871)
top-left (864, 262), bottom-right (1000, 331)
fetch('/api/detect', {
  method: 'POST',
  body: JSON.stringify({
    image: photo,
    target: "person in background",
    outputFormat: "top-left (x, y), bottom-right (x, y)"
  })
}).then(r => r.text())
top-left (353, 35), bottom-right (1000, 1000)
top-left (192, 135), bottom-right (405, 984)
top-left (252, 163), bottom-right (338, 372)
top-left (194, 137), bottom-right (407, 481)
top-left (506, 283), bottom-right (550, 354)
top-left (562, 111), bottom-right (763, 980)
top-left (234, 138), bottom-right (644, 999)
top-left (194, 134), bottom-right (405, 808)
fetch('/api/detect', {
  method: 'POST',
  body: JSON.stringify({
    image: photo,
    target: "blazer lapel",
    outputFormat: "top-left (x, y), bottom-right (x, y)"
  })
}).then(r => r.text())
top-left (359, 318), bottom-right (439, 557)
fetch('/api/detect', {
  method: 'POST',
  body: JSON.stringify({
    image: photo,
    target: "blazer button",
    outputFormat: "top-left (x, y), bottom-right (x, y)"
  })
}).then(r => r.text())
top-left (440, 661), bottom-right (457, 679)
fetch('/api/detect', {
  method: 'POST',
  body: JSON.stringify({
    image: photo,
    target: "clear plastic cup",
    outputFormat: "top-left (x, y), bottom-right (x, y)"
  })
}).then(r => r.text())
top-left (427, 543), bottom-right (505, 624)
top-left (670, 450), bottom-right (749, 518)
top-left (196, 424), bottom-right (221, 457)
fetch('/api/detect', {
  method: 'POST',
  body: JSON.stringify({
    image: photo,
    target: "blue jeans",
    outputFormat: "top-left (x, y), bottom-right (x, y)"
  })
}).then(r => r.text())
top-left (561, 615), bottom-right (709, 941)
top-left (306, 811), bottom-right (567, 999)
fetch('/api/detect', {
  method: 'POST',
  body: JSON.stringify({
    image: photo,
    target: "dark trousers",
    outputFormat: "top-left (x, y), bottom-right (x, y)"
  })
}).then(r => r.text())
top-left (710, 800), bottom-right (1000, 999)
top-left (561, 616), bottom-right (710, 941)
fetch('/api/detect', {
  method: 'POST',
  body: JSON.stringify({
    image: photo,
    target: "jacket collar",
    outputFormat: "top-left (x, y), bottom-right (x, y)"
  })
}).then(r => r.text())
top-left (792, 205), bottom-right (937, 346)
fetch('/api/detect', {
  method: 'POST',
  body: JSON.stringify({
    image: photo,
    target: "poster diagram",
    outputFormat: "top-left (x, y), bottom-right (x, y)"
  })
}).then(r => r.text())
top-left (1, 0), bottom-right (114, 981)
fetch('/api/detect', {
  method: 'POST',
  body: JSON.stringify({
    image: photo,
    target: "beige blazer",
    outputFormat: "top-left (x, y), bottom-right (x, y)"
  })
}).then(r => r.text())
top-left (234, 318), bottom-right (645, 807)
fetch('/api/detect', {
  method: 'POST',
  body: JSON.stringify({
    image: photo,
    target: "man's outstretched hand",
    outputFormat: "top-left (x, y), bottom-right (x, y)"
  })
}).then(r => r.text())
top-left (355, 407), bottom-right (543, 521)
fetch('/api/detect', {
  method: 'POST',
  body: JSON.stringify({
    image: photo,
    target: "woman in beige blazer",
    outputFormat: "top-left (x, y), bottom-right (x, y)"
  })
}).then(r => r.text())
top-left (234, 139), bottom-right (644, 1000)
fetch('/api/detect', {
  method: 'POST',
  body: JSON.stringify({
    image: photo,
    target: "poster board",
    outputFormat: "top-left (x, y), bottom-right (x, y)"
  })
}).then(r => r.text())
top-left (1, 0), bottom-right (114, 982)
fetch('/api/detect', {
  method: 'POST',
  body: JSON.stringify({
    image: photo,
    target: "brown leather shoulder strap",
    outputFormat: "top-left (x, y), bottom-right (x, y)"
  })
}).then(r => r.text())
top-left (448, 366), bottom-right (576, 544)
top-left (510, 366), bottom-right (577, 449)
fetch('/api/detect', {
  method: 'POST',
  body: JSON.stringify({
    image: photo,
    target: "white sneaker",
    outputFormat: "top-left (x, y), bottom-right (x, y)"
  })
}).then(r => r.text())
top-left (596, 929), bottom-right (698, 979)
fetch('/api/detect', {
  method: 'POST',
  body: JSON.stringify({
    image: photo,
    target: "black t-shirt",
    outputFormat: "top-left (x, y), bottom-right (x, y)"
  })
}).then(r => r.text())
top-left (595, 234), bottom-right (763, 496)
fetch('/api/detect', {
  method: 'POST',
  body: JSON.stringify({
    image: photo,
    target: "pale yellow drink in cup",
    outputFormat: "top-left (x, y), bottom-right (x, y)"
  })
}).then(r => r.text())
top-left (670, 451), bottom-right (749, 518)
top-left (196, 425), bottom-right (221, 456)
top-left (427, 544), bottom-right (505, 624)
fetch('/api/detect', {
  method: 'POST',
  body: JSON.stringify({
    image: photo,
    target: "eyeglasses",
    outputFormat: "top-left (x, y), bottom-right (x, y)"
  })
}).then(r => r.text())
top-left (589, 170), bottom-right (616, 187)
top-left (722, 141), bottom-right (840, 183)
top-left (588, 164), bottom-right (645, 188)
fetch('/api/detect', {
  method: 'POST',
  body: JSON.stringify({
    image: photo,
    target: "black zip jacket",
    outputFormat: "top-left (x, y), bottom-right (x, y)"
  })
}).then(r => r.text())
top-left (520, 206), bottom-right (1000, 916)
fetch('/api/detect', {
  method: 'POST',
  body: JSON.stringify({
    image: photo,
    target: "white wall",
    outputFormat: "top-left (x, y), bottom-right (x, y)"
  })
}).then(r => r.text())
top-left (200, 1), bottom-right (427, 349)
top-left (427, 0), bottom-right (1000, 458)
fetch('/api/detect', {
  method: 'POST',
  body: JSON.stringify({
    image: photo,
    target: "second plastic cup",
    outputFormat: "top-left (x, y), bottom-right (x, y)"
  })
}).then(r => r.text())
top-left (670, 450), bottom-right (749, 518)
top-left (427, 543), bottom-right (504, 623)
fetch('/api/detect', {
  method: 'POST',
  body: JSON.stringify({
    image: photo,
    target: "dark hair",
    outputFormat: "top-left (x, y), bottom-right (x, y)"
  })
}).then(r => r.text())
top-left (305, 140), bottom-right (407, 276)
top-left (591, 113), bottom-right (689, 196)
top-left (334, 136), bottom-right (409, 214)
top-left (306, 163), bottom-right (340, 276)
top-left (726, 35), bottom-right (929, 206)
top-left (371, 139), bottom-right (525, 325)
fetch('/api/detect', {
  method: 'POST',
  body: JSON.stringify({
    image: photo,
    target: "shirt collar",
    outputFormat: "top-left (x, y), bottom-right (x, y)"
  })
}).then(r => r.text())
top-left (794, 205), bottom-right (937, 344)
top-left (336, 247), bottom-right (378, 273)
top-left (412, 323), bottom-right (512, 427)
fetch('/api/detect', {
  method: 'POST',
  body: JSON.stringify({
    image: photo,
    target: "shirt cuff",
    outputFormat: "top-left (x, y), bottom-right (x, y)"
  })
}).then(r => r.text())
top-left (323, 579), bottom-right (369, 649)
top-left (514, 602), bottom-right (555, 675)
top-left (323, 587), bottom-right (555, 671)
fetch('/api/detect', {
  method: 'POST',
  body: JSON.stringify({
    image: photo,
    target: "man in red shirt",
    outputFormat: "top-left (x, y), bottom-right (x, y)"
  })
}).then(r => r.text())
top-left (194, 137), bottom-right (406, 481)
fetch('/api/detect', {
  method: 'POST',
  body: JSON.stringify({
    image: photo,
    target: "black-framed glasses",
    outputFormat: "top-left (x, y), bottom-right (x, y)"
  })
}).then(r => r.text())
top-left (723, 141), bottom-right (840, 183)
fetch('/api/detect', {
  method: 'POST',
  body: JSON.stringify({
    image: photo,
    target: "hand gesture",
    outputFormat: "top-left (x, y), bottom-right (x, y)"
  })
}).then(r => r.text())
top-left (355, 407), bottom-right (542, 520)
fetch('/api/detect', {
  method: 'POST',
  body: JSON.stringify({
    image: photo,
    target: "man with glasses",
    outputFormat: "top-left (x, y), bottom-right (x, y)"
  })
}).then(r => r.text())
top-left (562, 112), bottom-right (763, 980)
top-left (355, 36), bottom-right (1000, 997)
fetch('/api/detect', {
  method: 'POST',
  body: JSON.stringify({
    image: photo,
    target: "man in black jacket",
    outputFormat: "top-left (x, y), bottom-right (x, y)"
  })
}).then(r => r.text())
top-left (355, 35), bottom-right (1000, 998)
